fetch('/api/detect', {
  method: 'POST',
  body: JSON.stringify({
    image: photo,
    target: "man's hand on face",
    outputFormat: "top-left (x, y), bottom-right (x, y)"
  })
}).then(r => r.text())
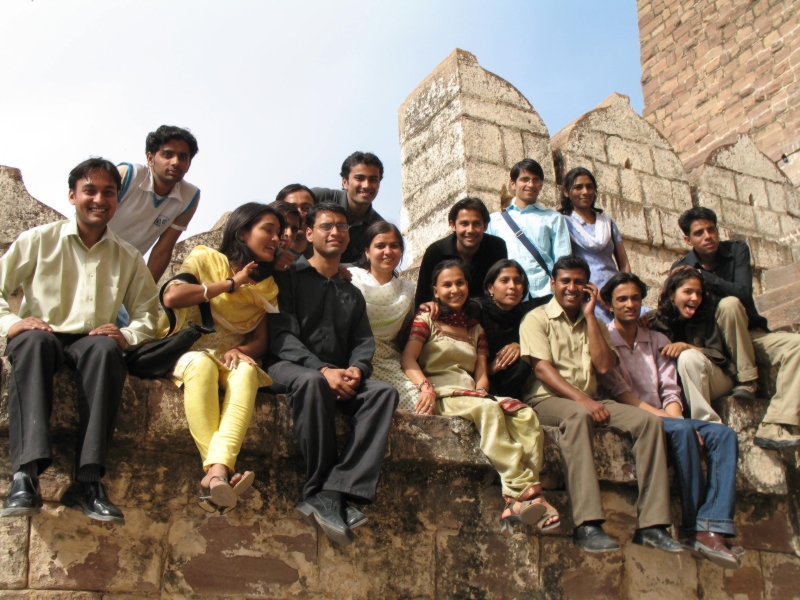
top-left (88, 324), bottom-right (128, 349)
top-left (582, 282), bottom-right (600, 317)
top-left (321, 367), bottom-right (357, 399)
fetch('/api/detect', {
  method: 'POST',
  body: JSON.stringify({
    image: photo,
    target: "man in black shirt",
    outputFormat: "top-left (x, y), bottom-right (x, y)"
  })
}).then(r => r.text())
top-left (673, 207), bottom-right (800, 448)
top-left (268, 202), bottom-right (399, 546)
top-left (414, 197), bottom-right (508, 308)
top-left (312, 151), bottom-right (386, 264)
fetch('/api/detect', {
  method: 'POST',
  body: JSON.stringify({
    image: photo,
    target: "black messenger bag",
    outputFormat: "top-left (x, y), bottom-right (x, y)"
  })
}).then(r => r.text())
top-left (124, 273), bottom-right (216, 379)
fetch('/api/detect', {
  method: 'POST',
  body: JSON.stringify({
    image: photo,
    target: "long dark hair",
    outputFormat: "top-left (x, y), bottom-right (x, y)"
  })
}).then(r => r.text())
top-left (218, 202), bottom-right (284, 282)
top-left (354, 221), bottom-right (405, 276)
top-left (483, 259), bottom-right (530, 300)
top-left (656, 266), bottom-right (712, 327)
top-left (559, 167), bottom-right (602, 216)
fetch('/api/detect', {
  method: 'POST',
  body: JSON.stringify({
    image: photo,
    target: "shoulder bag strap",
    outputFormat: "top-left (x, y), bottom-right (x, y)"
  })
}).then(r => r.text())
top-left (500, 211), bottom-right (551, 278)
top-left (159, 273), bottom-right (216, 336)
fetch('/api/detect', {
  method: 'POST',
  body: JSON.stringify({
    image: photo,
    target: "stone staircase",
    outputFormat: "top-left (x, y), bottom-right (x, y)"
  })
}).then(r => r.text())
top-left (757, 260), bottom-right (800, 331)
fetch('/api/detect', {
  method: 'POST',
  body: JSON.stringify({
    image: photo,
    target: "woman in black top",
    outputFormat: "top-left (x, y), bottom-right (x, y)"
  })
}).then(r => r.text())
top-left (472, 259), bottom-right (551, 399)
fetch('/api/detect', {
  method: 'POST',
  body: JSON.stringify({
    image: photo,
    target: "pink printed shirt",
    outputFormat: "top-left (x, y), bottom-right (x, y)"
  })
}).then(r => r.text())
top-left (599, 321), bottom-right (683, 411)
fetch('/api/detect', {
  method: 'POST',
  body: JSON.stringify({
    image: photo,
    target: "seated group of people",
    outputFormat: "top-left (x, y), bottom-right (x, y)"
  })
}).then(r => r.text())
top-left (0, 128), bottom-right (798, 572)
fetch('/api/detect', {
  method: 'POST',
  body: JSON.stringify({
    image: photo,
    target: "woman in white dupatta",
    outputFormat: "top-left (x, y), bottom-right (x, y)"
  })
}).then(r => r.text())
top-left (559, 167), bottom-right (631, 323)
top-left (348, 221), bottom-right (418, 410)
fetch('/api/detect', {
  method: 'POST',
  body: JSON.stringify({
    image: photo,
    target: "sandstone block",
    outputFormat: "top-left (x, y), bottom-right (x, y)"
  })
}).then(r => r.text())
top-left (659, 208), bottom-right (689, 251)
top-left (706, 136), bottom-right (787, 183)
top-left (464, 159), bottom-right (512, 211)
top-left (754, 209), bottom-right (784, 238)
top-left (640, 172), bottom-right (675, 209)
top-left (565, 129), bottom-right (608, 163)
top-left (721, 198), bottom-right (757, 233)
top-left (736, 434), bottom-right (788, 495)
top-left (399, 97), bottom-right (464, 165)
top-left (766, 180), bottom-right (789, 213)
top-left (460, 95), bottom-right (546, 136)
top-left (540, 536), bottom-right (624, 600)
top-left (0, 593), bottom-right (101, 599)
top-left (0, 517), bottom-right (28, 589)
top-left (780, 213), bottom-right (800, 237)
top-left (735, 496), bottom-right (797, 554)
top-left (602, 196), bottom-right (649, 244)
top-left (672, 180), bottom-right (694, 211)
top-left (462, 119), bottom-right (503, 166)
top-left (592, 162), bottom-right (633, 200)
top-left (711, 395), bottom-right (770, 431)
top-left (398, 51), bottom-right (461, 141)
top-left (0, 167), bottom-right (65, 255)
top-left (653, 147), bottom-right (688, 181)
top-left (692, 165), bottom-right (738, 200)
top-left (735, 173), bottom-right (770, 209)
top-left (401, 124), bottom-right (465, 198)
top-left (761, 550), bottom-right (800, 599)
top-left (622, 542), bottom-right (699, 599)
top-left (521, 133), bottom-right (556, 180)
top-left (619, 168), bottom-right (643, 204)
top-left (28, 505), bottom-right (168, 594)
top-left (747, 235), bottom-right (794, 271)
top-left (501, 128), bottom-right (524, 168)
top-left (695, 550), bottom-right (764, 600)
top-left (606, 137), bottom-right (655, 174)
top-left (695, 190), bottom-right (723, 216)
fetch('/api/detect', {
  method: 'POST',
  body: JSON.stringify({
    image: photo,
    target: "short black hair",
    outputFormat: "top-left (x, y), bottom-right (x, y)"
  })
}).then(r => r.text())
top-left (448, 197), bottom-right (490, 225)
top-left (275, 183), bottom-right (317, 204)
top-left (68, 158), bottom-right (122, 192)
top-left (306, 202), bottom-right (349, 229)
top-left (552, 254), bottom-right (591, 281)
top-left (600, 272), bottom-right (648, 305)
top-left (269, 200), bottom-right (301, 223)
top-left (510, 158), bottom-right (545, 182)
top-left (340, 151), bottom-right (384, 180)
top-left (483, 259), bottom-right (530, 298)
top-left (678, 207), bottom-right (718, 236)
top-left (145, 125), bottom-right (199, 158)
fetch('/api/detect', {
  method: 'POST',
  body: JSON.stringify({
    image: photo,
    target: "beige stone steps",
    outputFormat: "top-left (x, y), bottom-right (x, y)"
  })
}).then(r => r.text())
top-left (0, 358), bottom-right (788, 497)
top-left (754, 279), bottom-right (800, 314)
top-left (761, 298), bottom-right (800, 332)
top-left (763, 259), bottom-right (800, 292)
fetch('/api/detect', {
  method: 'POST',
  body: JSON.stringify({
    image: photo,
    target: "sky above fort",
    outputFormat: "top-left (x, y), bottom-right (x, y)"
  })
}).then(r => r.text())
top-left (0, 0), bottom-right (644, 241)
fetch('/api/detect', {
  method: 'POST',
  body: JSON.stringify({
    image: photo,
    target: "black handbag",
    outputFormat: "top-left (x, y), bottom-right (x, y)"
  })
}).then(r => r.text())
top-left (124, 273), bottom-right (216, 379)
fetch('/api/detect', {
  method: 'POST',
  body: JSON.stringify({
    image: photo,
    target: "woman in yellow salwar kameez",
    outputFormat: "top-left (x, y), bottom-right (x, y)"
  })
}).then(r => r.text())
top-left (160, 203), bottom-right (282, 514)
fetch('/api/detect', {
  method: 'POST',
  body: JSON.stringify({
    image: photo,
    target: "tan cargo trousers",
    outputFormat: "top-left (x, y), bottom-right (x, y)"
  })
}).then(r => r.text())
top-left (716, 296), bottom-right (800, 426)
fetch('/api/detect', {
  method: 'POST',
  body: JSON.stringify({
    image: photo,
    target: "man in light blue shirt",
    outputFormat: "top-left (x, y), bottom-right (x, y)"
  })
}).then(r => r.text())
top-left (487, 159), bottom-right (571, 297)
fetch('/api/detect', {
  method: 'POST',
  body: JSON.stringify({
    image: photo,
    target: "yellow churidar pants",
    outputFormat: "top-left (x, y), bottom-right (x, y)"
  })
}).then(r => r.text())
top-left (438, 395), bottom-right (543, 499)
top-left (182, 354), bottom-right (258, 472)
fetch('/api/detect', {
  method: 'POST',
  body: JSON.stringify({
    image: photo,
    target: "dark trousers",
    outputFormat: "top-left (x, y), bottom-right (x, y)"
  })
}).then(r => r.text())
top-left (661, 418), bottom-right (737, 536)
top-left (489, 359), bottom-right (532, 400)
top-left (267, 360), bottom-right (399, 504)
top-left (5, 330), bottom-right (126, 476)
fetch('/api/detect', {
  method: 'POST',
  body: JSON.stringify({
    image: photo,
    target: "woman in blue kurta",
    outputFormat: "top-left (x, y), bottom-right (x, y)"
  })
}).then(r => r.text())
top-left (559, 167), bottom-right (631, 323)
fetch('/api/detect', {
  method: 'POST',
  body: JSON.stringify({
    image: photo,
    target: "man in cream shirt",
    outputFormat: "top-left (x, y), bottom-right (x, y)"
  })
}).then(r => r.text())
top-left (0, 158), bottom-right (158, 523)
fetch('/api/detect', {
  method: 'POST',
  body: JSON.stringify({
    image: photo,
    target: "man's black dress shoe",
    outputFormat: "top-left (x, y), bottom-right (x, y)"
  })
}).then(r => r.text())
top-left (633, 526), bottom-right (689, 553)
top-left (2, 472), bottom-right (42, 517)
top-left (296, 492), bottom-right (354, 546)
top-left (344, 504), bottom-right (367, 530)
top-left (574, 523), bottom-right (621, 552)
top-left (60, 481), bottom-right (124, 523)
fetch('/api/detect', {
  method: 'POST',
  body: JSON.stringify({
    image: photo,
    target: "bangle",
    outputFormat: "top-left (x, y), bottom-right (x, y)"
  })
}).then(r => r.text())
top-left (419, 390), bottom-right (436, 397)
top-left (417, 379), bottom-right (435, 391)
top-left (227, 277), bottom-right (235, 293)
top-left (477, 386), bottom-right (488, 393)
top-left (234, 346), bottom-right (246, 353)
top-left (202, 283), bottom-right (210, 302)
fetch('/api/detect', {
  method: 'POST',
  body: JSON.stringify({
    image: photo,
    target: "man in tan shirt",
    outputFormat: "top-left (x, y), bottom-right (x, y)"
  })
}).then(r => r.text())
top-left (0, 158), bottom-right (158, 523)
top-left (520, 255), bottom-right (683, 554)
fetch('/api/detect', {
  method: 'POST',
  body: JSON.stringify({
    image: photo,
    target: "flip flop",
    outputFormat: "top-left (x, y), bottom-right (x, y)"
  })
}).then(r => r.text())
top-left (232, 471), bottom-right (255, 497)
top-left (536, 498), bottom-right (561, 532)
top-left (199, 475), bottom-right (237, 508)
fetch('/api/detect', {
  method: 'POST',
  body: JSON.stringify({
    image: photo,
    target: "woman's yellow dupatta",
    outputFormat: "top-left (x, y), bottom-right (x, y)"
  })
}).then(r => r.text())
top-left (157, 245), bottom-right (279, 338)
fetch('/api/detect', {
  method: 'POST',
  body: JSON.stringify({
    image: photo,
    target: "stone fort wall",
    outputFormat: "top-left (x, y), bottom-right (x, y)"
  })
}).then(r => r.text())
top-left (637, 0), bottom-right (800, 185)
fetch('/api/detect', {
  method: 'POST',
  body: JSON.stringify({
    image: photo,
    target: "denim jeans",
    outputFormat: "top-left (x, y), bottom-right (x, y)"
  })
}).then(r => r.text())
top-left (661, 417), bottom-right (738, 536)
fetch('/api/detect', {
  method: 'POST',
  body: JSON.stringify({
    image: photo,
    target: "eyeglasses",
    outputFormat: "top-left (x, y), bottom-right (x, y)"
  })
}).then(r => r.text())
top-left (316, 222), bottom-right (350, 232)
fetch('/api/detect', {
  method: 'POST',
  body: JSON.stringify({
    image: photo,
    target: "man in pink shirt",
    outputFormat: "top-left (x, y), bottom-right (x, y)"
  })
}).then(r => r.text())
top-left (598, 272), bottom-right (742, 570)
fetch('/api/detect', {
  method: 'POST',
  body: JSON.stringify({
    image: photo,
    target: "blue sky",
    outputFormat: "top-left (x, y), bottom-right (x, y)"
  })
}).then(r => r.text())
top-left (0, 0), bottom-right (644, 239)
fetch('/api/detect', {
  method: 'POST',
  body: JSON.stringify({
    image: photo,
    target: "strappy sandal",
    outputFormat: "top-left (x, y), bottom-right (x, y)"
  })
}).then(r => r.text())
top-left (535, 497), bottom-right (561, 532)
top-left (500, 497), bottom-right (547, 538)
top-left (232, 471), bottom-right (255, 498)
top-left (198, 475), bottom-right (238, 512)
